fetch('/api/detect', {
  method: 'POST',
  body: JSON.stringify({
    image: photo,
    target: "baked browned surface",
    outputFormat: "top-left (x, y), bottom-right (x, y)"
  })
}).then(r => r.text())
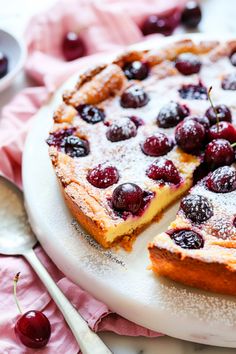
top-left (149, 243), bottom-right (236, 296)
top-left (48, 37), bottom-right (236, 250)
top-left (148, 167), bottom-right (236, 295)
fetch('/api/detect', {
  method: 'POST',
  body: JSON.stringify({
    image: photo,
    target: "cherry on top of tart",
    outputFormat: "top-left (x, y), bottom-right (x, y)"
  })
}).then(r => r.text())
top-left (170, 229), bottom-right (204, 249)
top-left (87, 164), bottom-right (119, 188)
top-left (141, 132), bottom-right (173, 157)
top-left (180, 194), bottom-right (213, 223)
top-left (222, 73), bottom-right (236, 90)
top-left (76, 104), bottom-right (105, 124)
top-left (175, 119), bottom-right (205, 153)
top-left (46, 128), bottom-right (89, 158)
top-left (106, 118), bottom-right (137, 142)
top-left (205, 104), bottom-right (232, 125)
top-left (46, 128), bottom-right (76, 148)
top-left (206, 165), bottom-right (236, 193)
top-left (63, 135), bottom-right (90, 157)
top-left (112, 183), bottom-right (143, 214)
top-left (204, 139), bottom-right (235, 170)
top-left (156, 101), bottom-right (190, 128)
top-left (178, 82), bottom-right (208, 100)
top-left (175, 53), bottom-right (201, 75)
top-left (184, 115), bottom-right (210, 131)
top-left (123, 61), bottom-right (149, 81)
top-left (208, 121), bottom-right (236, 143)
top-left (146, 158), bottom-right (181, 185)
top-left (120, 85), bottom-right (149, 108)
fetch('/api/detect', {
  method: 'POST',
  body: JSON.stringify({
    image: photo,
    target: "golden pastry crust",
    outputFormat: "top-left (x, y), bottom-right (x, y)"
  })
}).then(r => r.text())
top-left (148, 242), bottom-right (236, 296)
top-left (48, 37), bottom-right (236, 250)
top-left (148, 166), bottom-right (236, 295)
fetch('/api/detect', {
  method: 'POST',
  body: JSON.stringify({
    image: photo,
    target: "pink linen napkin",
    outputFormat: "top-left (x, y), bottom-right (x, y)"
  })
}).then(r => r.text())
top-left (0, 0), bottom-right (187, 352)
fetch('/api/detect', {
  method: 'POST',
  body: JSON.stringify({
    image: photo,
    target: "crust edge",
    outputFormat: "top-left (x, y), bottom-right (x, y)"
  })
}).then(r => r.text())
top-left (148, 242), bottom-right (236, 296)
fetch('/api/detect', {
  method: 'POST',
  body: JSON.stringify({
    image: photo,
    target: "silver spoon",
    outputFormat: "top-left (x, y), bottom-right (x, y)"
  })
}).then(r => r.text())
top-left (0, 177), bottom-right (112, 354)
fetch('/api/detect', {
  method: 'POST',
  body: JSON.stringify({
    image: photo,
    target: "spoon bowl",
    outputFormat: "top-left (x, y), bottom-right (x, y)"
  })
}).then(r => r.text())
top-left (0, 176), bottom-right (111, 353)
top-left (0, 177), bottom-right (36, 255)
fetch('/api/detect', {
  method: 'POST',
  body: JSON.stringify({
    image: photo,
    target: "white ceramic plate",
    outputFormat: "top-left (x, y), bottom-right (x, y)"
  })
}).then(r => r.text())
top-left (0, 29), bottom-right (26, 92)
top-left (23, 34), bottom-right (236, 348)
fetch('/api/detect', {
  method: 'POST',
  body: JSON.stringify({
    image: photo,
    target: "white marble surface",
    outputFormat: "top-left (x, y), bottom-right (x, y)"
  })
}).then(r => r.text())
top-left (1, 0), bottom-right (236, 353)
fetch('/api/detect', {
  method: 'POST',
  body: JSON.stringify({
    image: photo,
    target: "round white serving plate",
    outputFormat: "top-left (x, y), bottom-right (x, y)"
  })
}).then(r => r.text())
top-left (23, 34), bottom-right (236, 348)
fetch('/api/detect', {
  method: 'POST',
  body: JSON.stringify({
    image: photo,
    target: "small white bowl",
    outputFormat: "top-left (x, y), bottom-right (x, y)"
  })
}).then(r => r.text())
top-left (0, 28), bottom-right (26, 92)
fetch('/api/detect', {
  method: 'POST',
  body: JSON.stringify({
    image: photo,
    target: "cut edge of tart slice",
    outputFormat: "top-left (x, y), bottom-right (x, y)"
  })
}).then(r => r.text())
top-left (50, 143), bottom-right (200, 249)
top-left (148, 165), bottom-right (236, 296)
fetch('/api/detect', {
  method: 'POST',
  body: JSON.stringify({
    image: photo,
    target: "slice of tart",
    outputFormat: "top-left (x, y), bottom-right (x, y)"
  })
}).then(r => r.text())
top-left (149, 165), bottom-right (236, 295)
top-left (47, 38), bottom-right (236, 249)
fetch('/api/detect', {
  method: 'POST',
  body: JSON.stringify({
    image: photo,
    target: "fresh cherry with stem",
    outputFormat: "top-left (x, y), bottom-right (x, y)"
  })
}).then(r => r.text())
top-left (14, 272), bottom-right (51, 349)
top-left (62, 31), bottom-right (87, 61)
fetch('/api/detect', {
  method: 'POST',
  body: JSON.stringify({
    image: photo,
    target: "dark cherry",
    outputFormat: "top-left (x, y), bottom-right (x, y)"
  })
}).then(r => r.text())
top-left (156, 101), bottom-right (190, 128)
top-left (141, 132), bottom-right (172, 157)
top-left (46, 128), bottom-right (75, 148)
top-left (230, 51), bottom-right (236, 66)
top-left (0, 52), bottom-right (8, 78)
top-left (233, 216), bottom-right (236, 228)
top-left (206, 165), bottom-right (236, 193)
top-left (175, 119), bottom-right (205, 153)
top-left (141, 8), bottom-right (180, 36)
top-left (15, 310), bottom-right (51, 349)
top-left (106, 118), bottom-right (137, 142)
top-left (179, 82), bottom-right (208, 100)
top-left (63, 135), bottom-right (89, 157)
top-left (222, 73), bottom-right (236, 90)
top-left (180, 194), bottom-right (213, 223)
top-left (87, 164), bottom-right (119, 188)
top-left (120, 85), bottom-right (149, 108)
top-left (146, 158), bottom-right (181, 185)
top-left (175, 53), bottom-right (201, 75)
top-left (123, 61), bottom-right (149, 80)
top-left (112, 183), bottom-right (143, 213)
top-left (170, 229), bottom-right (204, 249)
top-left (185, 116), bottom-right (210, 131)
top-left (76, 104), bottom-right (105, 124)
top-left (204, 139), bottom-right (235, 170)
top-left (181, 1), bottom-right (202, 28)
top-left (130, 115), bottom-right (145, 127)
top-left (62, 32), bottom-right (86, 61)
top-left (208, 121), bottom-right (236, 143)
top-left (205, 104), bottom-right (232, 125)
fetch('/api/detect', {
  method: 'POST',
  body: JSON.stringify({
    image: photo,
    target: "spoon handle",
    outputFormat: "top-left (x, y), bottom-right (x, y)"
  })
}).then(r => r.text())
top-left (23, 248), bottom-right (112, 354)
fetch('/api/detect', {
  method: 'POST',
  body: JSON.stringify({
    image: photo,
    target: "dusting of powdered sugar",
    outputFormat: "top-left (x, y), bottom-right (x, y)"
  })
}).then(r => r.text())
top-left (71, 219), bottom-right (126, 268)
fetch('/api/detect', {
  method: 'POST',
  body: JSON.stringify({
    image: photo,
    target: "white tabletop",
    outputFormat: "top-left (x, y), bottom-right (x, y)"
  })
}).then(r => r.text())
top-left (1, 0), bottom-right (236, 353)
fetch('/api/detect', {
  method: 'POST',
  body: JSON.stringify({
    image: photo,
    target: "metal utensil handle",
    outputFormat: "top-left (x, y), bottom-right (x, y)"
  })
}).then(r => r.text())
top-left (24, 248), bottom-right (112, 354)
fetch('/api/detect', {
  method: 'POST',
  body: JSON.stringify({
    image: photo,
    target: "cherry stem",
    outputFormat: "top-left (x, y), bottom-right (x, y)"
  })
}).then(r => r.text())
top-left (13, 272), bottom-right (23, 314)
top-left (231, 142), bottom-right (236, 148)
top-left (207, 86), bottom-right (219, 133)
